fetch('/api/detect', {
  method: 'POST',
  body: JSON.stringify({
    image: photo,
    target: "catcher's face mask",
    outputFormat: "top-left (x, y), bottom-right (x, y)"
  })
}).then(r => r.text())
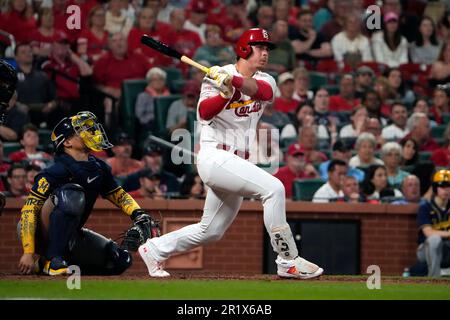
top-left (70, 111), bottom-right (113, 152)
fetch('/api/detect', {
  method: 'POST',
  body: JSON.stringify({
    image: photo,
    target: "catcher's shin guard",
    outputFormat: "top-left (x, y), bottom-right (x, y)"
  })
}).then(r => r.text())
top-left (46, 184), bottom-right (85, 260)
top-left (270, 224), bottom-right (299, 260)
top-left (68, 228), bottom-right (132, 275)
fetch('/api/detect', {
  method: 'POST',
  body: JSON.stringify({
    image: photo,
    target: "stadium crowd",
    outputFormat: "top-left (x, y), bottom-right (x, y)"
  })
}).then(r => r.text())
top-left (0, 0), bottom-right (449, 205)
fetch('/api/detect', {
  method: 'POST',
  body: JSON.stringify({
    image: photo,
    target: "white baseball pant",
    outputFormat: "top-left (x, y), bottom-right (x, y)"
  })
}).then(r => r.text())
top-left (147, 144), bottom-right (298, 261)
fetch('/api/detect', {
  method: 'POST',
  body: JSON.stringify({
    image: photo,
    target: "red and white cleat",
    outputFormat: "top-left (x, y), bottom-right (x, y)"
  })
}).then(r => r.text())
top-left (276, 256), bottom-right (323, 279)
top-left (138, 240), bottom-right (170, 278)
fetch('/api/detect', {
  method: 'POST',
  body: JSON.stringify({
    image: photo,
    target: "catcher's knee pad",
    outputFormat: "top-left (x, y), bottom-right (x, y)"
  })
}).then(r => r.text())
top-left (47, 184), bottom-right (86, 259)
top-left (68, 228), bottom-right (132, 275)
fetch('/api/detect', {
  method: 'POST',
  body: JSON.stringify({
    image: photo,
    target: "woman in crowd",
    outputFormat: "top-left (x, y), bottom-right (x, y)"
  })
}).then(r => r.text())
top-left (360, 164), bottom-right (403, 202)
top-left (30, 7), bottom-right (59, 59)
top-left (0, 0), bottom-right (36, 43)
top-left (430, 40), bottom-right (450, 86)
top-left (410, 16), bottom-right (441, 66)
top-left (135, 67), bottom-right (171, 131)
top-left (77, 6), bottom-right (108, 63)
top-left (349, 132), bottom-right (384, 169)
top-left (281, 101), bottom-right (315, 139)
top-left (371, 12), bottom-right (408, 68)
top-left (385, 68), bottom-right (415, 107)
top-left (339, 106), bottom-right (368, 140)
top-left (105, 0), bottom-right (134, 36)
top-left (400, 137), bottom-right (419, 167)
top-left (381, 142), bottom-right (409, 190)
top-left (430, 85), bottom-right (450, 125)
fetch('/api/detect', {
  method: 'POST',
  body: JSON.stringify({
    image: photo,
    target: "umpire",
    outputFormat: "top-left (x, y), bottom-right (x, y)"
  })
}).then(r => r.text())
top-left (18, 111), bottom-right (160, 275)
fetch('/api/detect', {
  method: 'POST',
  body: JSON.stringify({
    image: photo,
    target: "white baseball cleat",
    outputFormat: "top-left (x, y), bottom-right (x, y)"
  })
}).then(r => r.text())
top-left (276, 256), bottom-right (324, 279)
top-left (138, 240), bottom-right (170, 278)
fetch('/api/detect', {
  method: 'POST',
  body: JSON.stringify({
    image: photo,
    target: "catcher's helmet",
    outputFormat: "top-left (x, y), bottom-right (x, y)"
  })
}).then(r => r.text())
top-left (235, 28), bottom-right (275, 59)
top-left (51, 111), bottom-right (113, 152)
top-left (0, 60), bottom-right (18, 105)
top-left (432, 169), bottom-right (450, 192)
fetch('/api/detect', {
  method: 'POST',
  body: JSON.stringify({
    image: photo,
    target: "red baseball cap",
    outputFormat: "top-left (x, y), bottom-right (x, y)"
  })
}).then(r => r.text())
top-left (191, 0), bottom-right (208, 13)
top-left (287, 143), bottom-right (305, 156)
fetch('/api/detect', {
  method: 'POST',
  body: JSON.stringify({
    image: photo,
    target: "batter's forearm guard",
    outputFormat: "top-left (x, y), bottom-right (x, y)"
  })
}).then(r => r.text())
top-left (105, 187), bottom-right (141, 216)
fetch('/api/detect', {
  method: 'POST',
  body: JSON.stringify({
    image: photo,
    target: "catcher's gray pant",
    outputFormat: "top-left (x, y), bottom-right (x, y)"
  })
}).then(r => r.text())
top-left (417, 235), bottom-right (443, 277)
top-left (148, 145), bottom-right (293, 261)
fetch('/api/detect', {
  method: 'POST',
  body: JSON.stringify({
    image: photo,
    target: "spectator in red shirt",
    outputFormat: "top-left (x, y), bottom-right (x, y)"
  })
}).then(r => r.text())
top-left (42, 32), bottom-right (93, 100)
top-left (77, 5), bottom-right (109, 63)
top-left (274, 72), bottom-right (298, 113)
top-left (30, 7), bottom-right (59, 59)
top-left (0, 0), bottom-right (37, 43)
top-left (8, 124), bottom-right (52, 167)
top-left (52, 0), bottom-right (70, 34)
top-left (106, 132), bottom-right (144, 178)
top-left (65, 0), bottom-right (100, 41)
top-left (431, 123), bottom-right (450, 167)
top-left (402, 113), bottom-right (439, 152)
top-left (93, 32), bottom-right (150, 98)
top-left (273, 143), bottom-right (319, 198)
top-left (127, 7), bottom-right (173, 67)
top-left (329, 73), bottom-right (360, 112)
top-left (215, 0), bottom-right (251, 43)
top-left (430, 85), bottom-right (450, 125)
top-left (184, 0), bottom-right (209, 43)
top-left (297, 125), bottom-right (328, 165)
top-left (167, 8), bottom-right (202, 75)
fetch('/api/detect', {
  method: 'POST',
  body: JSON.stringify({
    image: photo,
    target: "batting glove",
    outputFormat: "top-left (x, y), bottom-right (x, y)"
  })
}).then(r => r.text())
top-left (207, 66), bottom-right (233, 99)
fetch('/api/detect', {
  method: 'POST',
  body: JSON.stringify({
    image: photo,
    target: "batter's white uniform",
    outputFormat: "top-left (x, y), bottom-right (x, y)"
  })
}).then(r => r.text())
top-left (147, 64), bottom-right (299, 262)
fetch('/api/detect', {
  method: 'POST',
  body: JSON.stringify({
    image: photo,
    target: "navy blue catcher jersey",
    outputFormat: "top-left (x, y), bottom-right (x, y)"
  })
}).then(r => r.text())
top-left (31, 153), bottom-right (119, 226)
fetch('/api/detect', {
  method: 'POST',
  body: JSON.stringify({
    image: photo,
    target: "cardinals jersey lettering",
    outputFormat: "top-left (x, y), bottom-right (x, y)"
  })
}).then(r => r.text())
top-left (197, 64), bottom-right (277, 151)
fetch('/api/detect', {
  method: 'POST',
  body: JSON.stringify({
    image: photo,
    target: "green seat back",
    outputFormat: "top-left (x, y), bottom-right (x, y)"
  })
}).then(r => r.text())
top-left (419, 151), bottom-right (432, 162)
top-left (162, 67), bottom-right (183, 92)
top-left (154, 95), bottom-right (182, 138)
top-left (431, 125), bottom-right (446, 139)
top-left (120, 79), bottom-right (147, 138)
top-left (442, 113), bottom-right (450, 124)
top-left (38, 129), bottom-right (52, 148)
top-left (324, 84), bottom-right (340, 95)
top-left (187, 109), bottom-right (197, 134)
top-left (292, 178), bottom-right (325, 201)
top-left (309, 72), bottom-right (328, 90)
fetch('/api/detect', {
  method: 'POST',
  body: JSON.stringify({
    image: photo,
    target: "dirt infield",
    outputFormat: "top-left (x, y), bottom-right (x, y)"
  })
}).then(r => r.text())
top-left (1, 273), bottom-right (449, 284)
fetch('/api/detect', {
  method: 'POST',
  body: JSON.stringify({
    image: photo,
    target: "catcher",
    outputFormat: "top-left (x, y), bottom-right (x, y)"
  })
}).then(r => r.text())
top-left (18, 111), bottom-right (161, 275)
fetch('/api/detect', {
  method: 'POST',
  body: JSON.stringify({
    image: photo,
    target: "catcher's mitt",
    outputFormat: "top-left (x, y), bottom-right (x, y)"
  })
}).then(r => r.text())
top-left (120, 209), bottom-right (161, 252)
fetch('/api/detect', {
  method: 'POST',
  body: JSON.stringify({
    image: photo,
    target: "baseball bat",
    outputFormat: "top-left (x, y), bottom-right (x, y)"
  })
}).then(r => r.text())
top-left (140, 35), bottom-right (210, 74)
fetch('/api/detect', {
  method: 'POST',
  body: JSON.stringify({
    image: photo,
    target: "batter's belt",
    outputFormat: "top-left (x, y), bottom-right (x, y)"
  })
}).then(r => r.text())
top-left (217, 143), bottom-right (250, 160)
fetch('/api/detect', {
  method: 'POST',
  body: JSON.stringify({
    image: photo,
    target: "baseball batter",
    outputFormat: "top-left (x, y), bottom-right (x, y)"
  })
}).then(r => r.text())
top-left (139, 28), bottom-right (323, 279)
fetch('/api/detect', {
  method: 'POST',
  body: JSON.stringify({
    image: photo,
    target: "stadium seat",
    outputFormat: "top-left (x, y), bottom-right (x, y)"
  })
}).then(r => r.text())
top-left (280, 137), bottom-right (298, 149)
top-left (431, 125), bottom-right (446, 139)
top-left (186, 109), bottom-right (197, 134)
top-left (3, 142), bottom-right (22, 157)
top-left (292, 178), bottom-right (325, 201)
top-left (120, 79), bottom-right (147, 138)
top-left (162, 67), bottom-right (182, 89)
top-left (38, 129), bottom-right (52, 149)
top-left (316, 59), bottom-right (340, 73)
top-left (154, 95), bottom-right (182, 138)
top-left (309, 72), bottom-right (328, 90)
top-left (324, 84), bottom-right (340, 95)
top-left (443, 113), bottom-right (450, 124)
top-left (418, 151), bottom-right (432, 162)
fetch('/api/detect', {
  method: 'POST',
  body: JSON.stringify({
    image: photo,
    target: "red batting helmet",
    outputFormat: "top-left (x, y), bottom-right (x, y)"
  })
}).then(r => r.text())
top-left (235, 28), bottom-right (276, 59)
